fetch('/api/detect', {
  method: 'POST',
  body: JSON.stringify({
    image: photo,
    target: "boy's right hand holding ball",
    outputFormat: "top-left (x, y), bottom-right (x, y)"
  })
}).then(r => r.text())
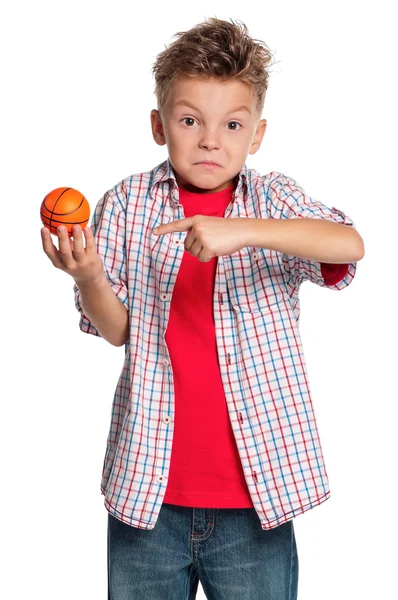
top-left (41, 225), bottom-right (104, 285)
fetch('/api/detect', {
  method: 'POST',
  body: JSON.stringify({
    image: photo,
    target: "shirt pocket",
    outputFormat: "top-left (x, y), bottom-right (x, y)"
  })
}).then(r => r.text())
top-left (224, 248), bottom-right (290, 312)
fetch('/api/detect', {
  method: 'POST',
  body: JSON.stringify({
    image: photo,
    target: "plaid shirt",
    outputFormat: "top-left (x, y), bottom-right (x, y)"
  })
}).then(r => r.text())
top-left (73, 157), bottom-right (357, 530)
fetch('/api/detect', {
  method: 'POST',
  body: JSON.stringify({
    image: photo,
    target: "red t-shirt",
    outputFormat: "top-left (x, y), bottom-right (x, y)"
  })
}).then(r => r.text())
top-left (163, 182), bottom-right (347, 508)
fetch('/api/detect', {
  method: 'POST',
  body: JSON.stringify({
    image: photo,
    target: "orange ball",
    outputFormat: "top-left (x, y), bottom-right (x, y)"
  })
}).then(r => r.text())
top-left (40, 187), bottom-right (90, 237)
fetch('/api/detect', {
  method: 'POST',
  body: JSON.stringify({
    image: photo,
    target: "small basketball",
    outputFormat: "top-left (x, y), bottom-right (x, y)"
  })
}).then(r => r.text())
top-left (40, 187), bottom-right (90, 237)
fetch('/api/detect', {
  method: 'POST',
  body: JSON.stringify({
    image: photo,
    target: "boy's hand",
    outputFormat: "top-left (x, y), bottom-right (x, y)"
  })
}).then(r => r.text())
top-left (152, 215), bottom-right (255, 263)
top-left (41, 225), bottom-right (104, 284)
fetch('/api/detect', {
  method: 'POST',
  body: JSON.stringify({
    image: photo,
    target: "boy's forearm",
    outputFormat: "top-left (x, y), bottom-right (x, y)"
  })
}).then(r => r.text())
top-left (76, 273), bottom-right (129, 347)
top-left (248, 218), bottom-right (365, 263)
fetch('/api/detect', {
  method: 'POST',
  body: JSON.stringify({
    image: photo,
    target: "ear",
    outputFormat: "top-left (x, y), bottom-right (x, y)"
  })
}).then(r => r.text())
top-left (150, 110), bottom-right (167, 146)
top-left (249, 119), bottom-right (267, 155)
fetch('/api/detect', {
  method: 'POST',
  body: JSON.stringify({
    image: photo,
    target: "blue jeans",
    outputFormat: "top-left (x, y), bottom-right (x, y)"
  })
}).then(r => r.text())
top-left (108, 502), bottom-right (299, 599)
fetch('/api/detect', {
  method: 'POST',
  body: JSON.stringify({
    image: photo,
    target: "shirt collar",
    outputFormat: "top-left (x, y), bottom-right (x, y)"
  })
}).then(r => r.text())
top-left (150, 156), bottom-right (249, 204)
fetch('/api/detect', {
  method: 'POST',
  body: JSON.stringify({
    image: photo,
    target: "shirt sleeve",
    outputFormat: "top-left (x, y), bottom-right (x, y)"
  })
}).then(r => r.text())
top-left (267, 172), bottom-right (358, 290)
top-left (73, 189), bottom-right (128, 337)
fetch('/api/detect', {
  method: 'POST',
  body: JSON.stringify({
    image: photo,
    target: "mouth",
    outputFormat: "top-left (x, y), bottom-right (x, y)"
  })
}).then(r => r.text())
top-left (195, 162), bottom-right (221, 170)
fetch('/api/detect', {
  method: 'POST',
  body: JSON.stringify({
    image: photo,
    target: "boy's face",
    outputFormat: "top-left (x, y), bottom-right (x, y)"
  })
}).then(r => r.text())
top-left (150, 77), bottom-right (267, 194)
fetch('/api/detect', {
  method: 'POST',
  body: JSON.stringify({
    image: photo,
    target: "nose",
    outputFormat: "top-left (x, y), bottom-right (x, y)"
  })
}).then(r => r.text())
top-left (199, 127), bottom-right (221, 151)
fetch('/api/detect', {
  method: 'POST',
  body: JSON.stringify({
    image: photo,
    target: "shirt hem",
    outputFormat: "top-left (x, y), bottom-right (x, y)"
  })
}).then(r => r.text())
top-left (259, 489), bottom-right (331, 530)
top-left (101, 485), bottom-right (331, 531)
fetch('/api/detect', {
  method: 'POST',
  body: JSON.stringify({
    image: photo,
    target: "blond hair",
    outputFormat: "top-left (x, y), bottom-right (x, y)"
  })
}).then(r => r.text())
top-left (152, 17), bottom-right (277, 117)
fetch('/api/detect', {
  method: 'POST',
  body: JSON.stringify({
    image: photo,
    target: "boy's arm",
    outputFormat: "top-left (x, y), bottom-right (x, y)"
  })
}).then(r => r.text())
top-left (266, 172), bottom-right (361, 290)
top-left (75, 273), bottom-right (129, 347)
top-left (73, 188), bottom-right (129, 342)
top-left (249, 218), bottom-right (363, 263)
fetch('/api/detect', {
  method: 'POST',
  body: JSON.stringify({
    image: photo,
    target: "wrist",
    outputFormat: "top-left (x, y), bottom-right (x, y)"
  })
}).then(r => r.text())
top-left (74, 271), bottom-right (107, 289)
top-left (246, 218), bottom-right (264, 247)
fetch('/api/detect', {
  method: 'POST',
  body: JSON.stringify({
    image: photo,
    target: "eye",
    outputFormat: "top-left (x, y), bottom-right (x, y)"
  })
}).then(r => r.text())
top-left (180, 118), bottom-right (242, 130)
top-left (227, 121), bottom-right (242, 131)
top-left (181, 117), bottom-right (196, 127)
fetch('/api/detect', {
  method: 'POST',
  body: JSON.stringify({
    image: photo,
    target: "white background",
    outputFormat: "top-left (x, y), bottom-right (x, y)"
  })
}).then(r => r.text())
top-left (2, 1), bottom-right (396, 598)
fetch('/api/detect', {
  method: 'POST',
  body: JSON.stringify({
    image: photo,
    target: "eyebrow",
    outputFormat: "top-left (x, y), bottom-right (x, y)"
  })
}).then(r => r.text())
top-left (172, 100), bottom-right (251, 115)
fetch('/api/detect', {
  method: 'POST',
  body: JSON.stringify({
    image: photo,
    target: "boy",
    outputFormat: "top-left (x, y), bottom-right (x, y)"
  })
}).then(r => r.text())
top-left (41, 17), bottom-right (364, 600)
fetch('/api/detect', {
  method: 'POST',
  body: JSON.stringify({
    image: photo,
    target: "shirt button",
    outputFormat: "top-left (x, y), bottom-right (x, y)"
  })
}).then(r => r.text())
top-left (157, 475), bottom-right (165, 483)
top-left (252, 252), bottom-right (258, 261)
top-left (163, 358), bottom-right (169, 367)
top-left (160, 293), bottom-right (169, 301)
top-left (163, 416), bottom-right (171, 424)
